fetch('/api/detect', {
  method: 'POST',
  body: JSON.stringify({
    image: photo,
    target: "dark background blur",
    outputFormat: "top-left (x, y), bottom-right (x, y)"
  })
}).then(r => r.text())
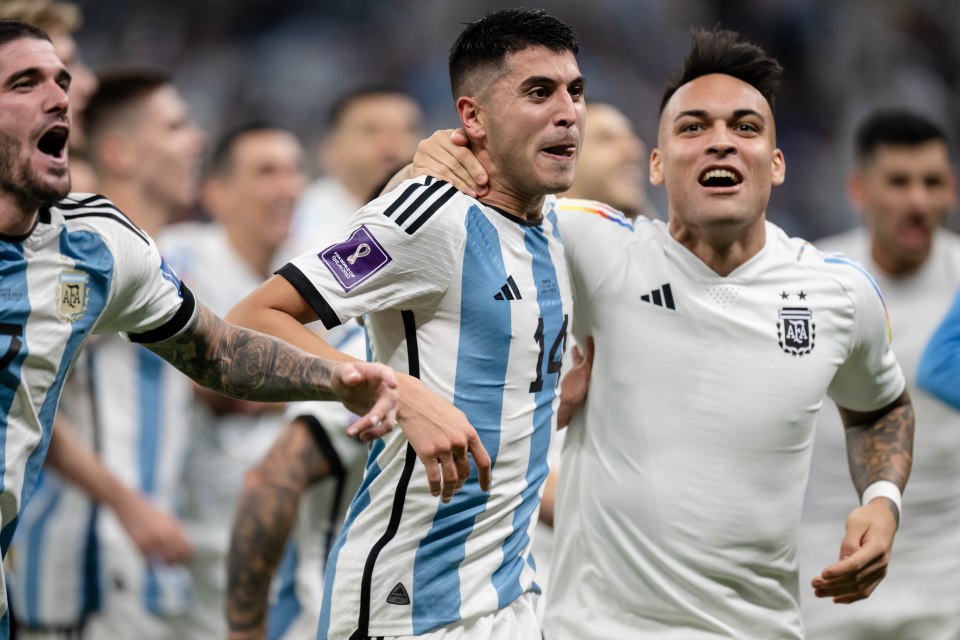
top-left (71, 0), bottom-right (960, 240)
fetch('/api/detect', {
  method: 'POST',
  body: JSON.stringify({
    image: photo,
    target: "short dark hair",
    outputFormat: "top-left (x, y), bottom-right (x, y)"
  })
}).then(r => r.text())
top-left (207, 121), bottom-right (285, 177)
top-left (0, 18), bottom-right (52, 49)
top-left (659, 26), bottom-right (783, 115)
top-left (85, 68), bottom-right (172, 142)
top-left (326, 84), bottom-right (416, 130)
top-left (854, 109), bottom-right (951, 164)
top-left (448, 8), bottom-right (579, 99)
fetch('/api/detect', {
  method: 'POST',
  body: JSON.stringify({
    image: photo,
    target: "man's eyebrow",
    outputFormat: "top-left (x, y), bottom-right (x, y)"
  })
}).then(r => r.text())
top-left (674, 108), bottom-right (765, 122)
top-left (519, 74), bottom-right (585, 88)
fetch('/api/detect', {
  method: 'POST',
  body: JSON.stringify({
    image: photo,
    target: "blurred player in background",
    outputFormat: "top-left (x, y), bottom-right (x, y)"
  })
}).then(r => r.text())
top-left (799, 109), bottom-right (960, 640)
top-left (284, 86), bottom-right (422, 259)
top-left (159, 122), bottom-right (308, 640)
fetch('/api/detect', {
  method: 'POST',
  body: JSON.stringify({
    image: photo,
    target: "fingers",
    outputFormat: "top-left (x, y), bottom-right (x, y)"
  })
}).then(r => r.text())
top-left (584, 336), bottom-right (596, 363)
top-left (470, 436), bottom-right (492, 492)
top-left (414, 142), bottom-right (482, 197)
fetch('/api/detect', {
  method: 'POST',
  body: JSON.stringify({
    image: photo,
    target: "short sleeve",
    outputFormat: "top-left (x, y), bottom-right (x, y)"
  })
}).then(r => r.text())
top-left (555, 198), bottom-right (635, 339)
top-left (91, 217), bottom-right (196, 342)
top-left (278, 177), bottom-right (465, 329)
top-left (826, 260), bottom-right (905, 411)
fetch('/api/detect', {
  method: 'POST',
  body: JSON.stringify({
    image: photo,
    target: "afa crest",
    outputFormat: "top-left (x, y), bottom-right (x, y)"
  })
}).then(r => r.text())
top-left (777, 307), bottom-right (815, 356)
top-left (57, 269), bottom-right (90, 322)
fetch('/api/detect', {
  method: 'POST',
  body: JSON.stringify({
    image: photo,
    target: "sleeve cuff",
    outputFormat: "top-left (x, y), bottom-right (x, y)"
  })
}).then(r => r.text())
top-left (128, 285), bottom-right (198, 343)
top-left (276, 263), bottom-right (342, 330)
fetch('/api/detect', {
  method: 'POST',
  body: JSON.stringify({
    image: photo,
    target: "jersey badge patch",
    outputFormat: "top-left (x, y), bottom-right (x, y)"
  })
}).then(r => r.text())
top-left (386, 582), bottom-right (410, 605)
top-left (56, 269), bottom-right (90, 322)
top-left (777, 306), bottom-right (815, 356)
top-left (320, 225), bottom-right (392, 292)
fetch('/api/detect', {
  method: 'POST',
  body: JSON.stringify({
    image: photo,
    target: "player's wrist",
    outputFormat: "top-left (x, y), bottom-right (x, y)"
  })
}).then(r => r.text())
top-left (861, 480), bottom-right (901, 526)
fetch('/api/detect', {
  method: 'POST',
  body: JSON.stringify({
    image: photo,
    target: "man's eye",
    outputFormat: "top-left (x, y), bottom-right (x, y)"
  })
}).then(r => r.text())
top-left (681, 123), bottom-right (702, 133)
top-left (530, 88), bottom-right (547, 98)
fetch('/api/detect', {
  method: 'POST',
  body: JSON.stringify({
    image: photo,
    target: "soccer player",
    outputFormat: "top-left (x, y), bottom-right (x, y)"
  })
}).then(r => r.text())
top-left (227, 8), bottom-right (578, 638)
top-left (800, 110), bottom-right (960, 640)
top-left (10, 68), bottom-right (205, 639)
top-left (0, 19), bottom-right (407, 638)
top-left (159, 122), bottom-right (307, 640)
top-left (284, 85), bottom-right (423, 260)
top-left (413, 26), bottom-right (914, 639)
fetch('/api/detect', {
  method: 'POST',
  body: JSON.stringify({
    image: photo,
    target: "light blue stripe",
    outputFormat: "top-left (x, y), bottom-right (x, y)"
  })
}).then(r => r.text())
top-left (546, 207), bottom-right (563, 241)
top-left (491, 224), bottom-right (562, 607)
top-left (267, 543), bottom-right (301, 640)
top-left (317, 438), bottom-right (386, 639)
top-left (2, 229), bottom-right (114, 555)
top-left (21, 473), bottom-right (62, 623)
top-left (137, 347), bottom-right (164, 496)
top-left (412, 206), bottom-right (511, 633)
top-left (825, 255), bottom-right (885, 303)
top-left (0, 240), bottom-right (31, 551)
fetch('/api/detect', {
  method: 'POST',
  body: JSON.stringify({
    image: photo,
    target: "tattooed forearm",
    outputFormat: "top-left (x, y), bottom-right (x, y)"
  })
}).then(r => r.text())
top-left (839, 389), bottom-right (914, 496)
top-left (226, 420), bottom-right (332, 637)
top-left (146, 304), bottom-right (336, 402)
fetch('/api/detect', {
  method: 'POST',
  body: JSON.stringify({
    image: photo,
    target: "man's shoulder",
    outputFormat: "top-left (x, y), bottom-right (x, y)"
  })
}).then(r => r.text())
top-left (554, 198), bottom-right (635, 231)
top-left (50, 193), bottom-right (150, 247)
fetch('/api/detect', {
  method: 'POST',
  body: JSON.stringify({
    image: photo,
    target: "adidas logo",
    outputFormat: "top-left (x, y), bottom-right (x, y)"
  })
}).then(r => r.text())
top-left (640, 283), bottom-right (676, 310)
top-left (493, 275), bottom-right (522, 301)
top-left (386, 582), bottom-right (410, 605)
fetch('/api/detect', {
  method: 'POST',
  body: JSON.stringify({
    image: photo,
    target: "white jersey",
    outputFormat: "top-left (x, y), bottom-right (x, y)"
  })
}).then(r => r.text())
top-left (0, 194), bottom-right (196, 627)
top-left (799, 227), bottom-right (960, 640)
top-left (281, 177), bottom-right (363, 262)
top-left (266, 322), bottom-right (368, 640)
top-left (544, 201), bottom-right (905, 640)
top-left (281, 177), bottom-right (572, 638)
top-left (159, 222), bottom-right (287, 640)
top-left (11, 333), bottom-right (193, 629)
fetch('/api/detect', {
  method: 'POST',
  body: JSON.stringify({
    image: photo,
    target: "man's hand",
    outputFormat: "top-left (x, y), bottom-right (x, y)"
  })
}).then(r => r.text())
top-left (413, 129), bottom-right (489, 198)
top-left (557, 337), bottom-right (594, 428)
top-left (811, 499), bottom-right (898, 603)
top-left (334, 361), bottom-right (399, 438)
top-left (112, 490), bottom-right (193, 565)
top-left (397, 376), bottom-right (491, 503)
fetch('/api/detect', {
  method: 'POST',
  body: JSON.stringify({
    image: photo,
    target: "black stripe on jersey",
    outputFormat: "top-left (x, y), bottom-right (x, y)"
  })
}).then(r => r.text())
top-left (352, 310), bottom-right (420, 639)
top-left (507, 275), bottom-right (522, 299)
top-left (394, 180), bottom-right (445, 227)
top-left (296, 413), bottom-right (349, 564)
top-left (275, 263), bottom-right (342, 330)
top-left (404, 184), bottom-right (457, 235)
top-left (128, 285), bottom-right (197, 343)
top-left (382, 182), bottom-right (424, 219)
top-left (60, 207), bottom-right (150, 246)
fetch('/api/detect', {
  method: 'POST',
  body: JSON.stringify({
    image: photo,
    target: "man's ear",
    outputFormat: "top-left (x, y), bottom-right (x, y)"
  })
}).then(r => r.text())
top-left (457, 96), bottom-right (485, 142)
top-left (649, 148), bottom-right (664, 186)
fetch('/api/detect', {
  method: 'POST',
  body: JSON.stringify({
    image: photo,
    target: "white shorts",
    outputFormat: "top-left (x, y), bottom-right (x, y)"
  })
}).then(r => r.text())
top-left (382, 591), bottom-right (540, 640)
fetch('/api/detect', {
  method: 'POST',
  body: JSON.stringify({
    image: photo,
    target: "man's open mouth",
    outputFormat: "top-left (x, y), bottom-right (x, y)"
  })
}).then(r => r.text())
top-left (542, 144), bottom-right (577, 158)
top-left (37, 126), bottom-right (69, 158)
top-left (698, 167), bottom-right (743, 187)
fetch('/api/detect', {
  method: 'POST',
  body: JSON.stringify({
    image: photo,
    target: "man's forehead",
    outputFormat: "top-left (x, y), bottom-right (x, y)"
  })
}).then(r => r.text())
top-left (0, 37), bottom-right (64, 77)
top-left (869, 141), bottom-right (953, 172)
top-left (503, 46), bottom-right (580, 79)
top-left (663, 73), bottom-right (771, 120)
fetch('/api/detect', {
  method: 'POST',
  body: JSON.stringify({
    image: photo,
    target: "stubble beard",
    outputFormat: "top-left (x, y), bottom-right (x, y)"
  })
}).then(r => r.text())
top-left (0, 130), bottom-right (70, 212)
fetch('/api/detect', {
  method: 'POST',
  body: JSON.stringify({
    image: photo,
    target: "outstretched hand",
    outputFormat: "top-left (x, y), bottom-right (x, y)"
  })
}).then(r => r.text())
top-left (113, 491), bottom-right (193, 565)
top-left (811, 499), bottom-right (898, 603)
top-left (557, 337), bottom-right (595, 428)
top-left (413, 129), bottom-right (489, 198)
top-left (333, 361), bottom-right (399, 438)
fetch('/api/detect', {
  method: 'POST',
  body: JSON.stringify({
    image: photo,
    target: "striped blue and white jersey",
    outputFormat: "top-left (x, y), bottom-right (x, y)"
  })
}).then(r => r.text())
top-left (10, 334), bottom-right (193, 626)
top-left (279, 177), bottom-right (572, 639)
top-left (0, 194), bottom-right (196, 626)
top-left (267, 322), bottom-right (369, 640)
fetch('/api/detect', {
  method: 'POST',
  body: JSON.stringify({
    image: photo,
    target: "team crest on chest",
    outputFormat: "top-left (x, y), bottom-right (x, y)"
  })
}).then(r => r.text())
top-left (777, 305), bottom-right (815, 356)
top-left (57, 269), bottom-right (90, 322)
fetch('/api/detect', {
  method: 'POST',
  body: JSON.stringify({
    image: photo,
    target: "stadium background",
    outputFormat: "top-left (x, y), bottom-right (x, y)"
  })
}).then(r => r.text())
top-left (69, 0), bottom-right (960, 240)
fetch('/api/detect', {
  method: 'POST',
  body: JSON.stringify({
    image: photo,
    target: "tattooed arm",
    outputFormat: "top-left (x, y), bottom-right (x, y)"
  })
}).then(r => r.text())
top-left (143, 302), bottom-right (398, 433)
top-left (226, 418), bottom-right (333, 639)
top-left (811, 389), bottom-right (914, 604)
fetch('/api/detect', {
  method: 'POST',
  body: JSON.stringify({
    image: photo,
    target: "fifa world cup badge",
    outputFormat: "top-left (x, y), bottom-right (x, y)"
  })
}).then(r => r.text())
top-left (57, 269), bottom-right (90, 322)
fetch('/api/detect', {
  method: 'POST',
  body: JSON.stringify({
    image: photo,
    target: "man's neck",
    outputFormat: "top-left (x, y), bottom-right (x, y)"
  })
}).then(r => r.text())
top-left (475, 149), bottom-right (546, 221)
top-left (98, 179), bottom-right (170, 237)
top-left (668, 216), bottom-right (767, 277)
top-left (225, 228), bottom-right (277, 280)
top-left (0, 192), bottom-right (40, 237)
